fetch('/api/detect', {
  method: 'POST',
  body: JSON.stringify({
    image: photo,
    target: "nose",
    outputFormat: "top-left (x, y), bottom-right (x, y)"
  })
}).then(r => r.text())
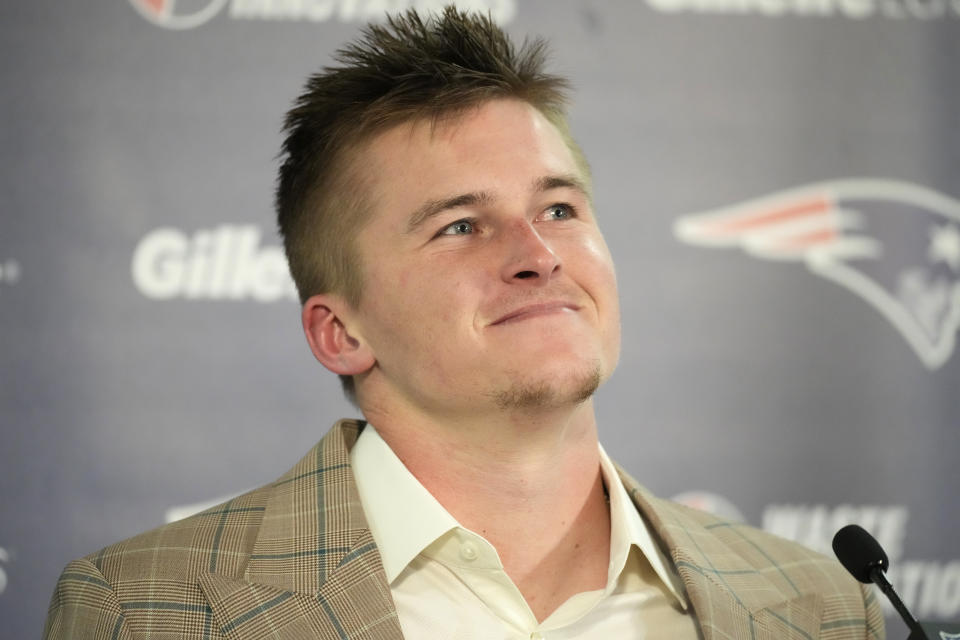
top-left (500, 221), bottom-right (561, 284)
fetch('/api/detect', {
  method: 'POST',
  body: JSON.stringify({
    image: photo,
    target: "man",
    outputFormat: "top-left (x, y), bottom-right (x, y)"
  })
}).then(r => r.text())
top-left (45, 8), bottom-right (884, 639)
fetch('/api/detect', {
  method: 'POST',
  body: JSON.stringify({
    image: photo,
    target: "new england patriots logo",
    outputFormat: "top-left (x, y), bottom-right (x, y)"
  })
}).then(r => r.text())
top-left (673, 179), bottom-right (960, 369)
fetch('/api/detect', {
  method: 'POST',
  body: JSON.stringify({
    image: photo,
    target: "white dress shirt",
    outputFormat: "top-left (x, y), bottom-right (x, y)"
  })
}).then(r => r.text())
top-left (350, 423), bottom-right (699, 639)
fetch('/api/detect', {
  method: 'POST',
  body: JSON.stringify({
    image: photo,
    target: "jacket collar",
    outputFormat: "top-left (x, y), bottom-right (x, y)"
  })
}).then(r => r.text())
top-left (618, 467), bottom-right (824, 640)
top-left (197, 419), bottom-right (404, 640)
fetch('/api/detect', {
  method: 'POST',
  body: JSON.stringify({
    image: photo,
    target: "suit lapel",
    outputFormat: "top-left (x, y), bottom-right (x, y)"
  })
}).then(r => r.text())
top-left (198, 420), bottom-right (404, 640)
top-left (618, 469), bottom-right (823, 640)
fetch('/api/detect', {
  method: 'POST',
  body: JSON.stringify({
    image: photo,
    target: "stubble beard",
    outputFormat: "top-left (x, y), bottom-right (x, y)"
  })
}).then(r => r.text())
top-left (491, 364), bottom-right (603, 412)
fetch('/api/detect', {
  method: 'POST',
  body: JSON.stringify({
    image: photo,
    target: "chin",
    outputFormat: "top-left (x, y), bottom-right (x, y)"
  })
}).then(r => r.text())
top-left (490, 362), bottom-right (603, 411)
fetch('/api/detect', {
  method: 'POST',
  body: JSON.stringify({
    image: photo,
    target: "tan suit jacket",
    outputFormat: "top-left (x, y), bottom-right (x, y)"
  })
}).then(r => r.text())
top-left (45, 419), bottom-right (885, 639)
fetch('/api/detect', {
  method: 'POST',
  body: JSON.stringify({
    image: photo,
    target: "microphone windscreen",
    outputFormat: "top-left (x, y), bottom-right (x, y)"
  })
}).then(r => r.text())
top-left (832, 524), bottom-right (889, 584)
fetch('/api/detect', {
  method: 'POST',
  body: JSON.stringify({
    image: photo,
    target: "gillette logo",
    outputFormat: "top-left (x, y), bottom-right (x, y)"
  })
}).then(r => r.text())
top-left (132, 225), bottom-right (297, 302)
top-left (646, 0), bottom-right (960, 19)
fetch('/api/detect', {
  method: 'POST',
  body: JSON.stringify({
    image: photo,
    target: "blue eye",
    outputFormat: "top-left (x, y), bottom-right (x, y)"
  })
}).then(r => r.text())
top-left (544, 204), bottom-right (574, 220)
top-left (439, 219), bottom-right (475, 236)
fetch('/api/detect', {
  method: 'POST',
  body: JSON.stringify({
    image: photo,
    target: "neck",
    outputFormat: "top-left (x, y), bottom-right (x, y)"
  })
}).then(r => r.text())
top-left (361, 396), bottom-right (611, 621)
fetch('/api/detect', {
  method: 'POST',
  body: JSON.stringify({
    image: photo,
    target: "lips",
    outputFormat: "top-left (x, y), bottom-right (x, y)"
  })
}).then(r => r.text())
top-left (489, 301), bottom-right (581, 326)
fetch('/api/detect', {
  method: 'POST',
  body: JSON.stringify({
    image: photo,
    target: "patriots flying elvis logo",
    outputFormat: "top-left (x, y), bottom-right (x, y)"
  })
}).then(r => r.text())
top-left (128, 0), bottom-right (228, 30)
top-left (673, 179), bottom-right (960, 369)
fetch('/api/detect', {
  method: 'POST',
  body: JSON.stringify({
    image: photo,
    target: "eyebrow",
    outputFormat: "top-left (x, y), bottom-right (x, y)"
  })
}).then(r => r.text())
top-left (534, 174), bottom-right (590, 197)
top-left (406, 191), bottom-right (494, 234)
top-left (405, 173), bottom-right (590, 234)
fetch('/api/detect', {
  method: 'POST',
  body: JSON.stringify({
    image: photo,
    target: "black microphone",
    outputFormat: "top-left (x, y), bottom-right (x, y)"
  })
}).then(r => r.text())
top-left (833, 524), bottom-right (960, 640)
top-left (833, 524), bottom-right (920, 632)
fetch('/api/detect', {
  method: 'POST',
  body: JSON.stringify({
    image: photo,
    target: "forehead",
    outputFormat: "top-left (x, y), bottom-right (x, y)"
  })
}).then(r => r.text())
top-left (356, 99), bottom-right (585, 218)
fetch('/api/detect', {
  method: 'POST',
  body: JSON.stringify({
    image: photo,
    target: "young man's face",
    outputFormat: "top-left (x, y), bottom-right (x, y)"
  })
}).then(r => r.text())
top-left (348, 99), bottom-right (621, 417)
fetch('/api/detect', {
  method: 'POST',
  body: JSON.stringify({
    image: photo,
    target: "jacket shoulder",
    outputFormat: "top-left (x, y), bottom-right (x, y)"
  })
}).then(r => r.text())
top-left (46, 485), bottom-right (273, 639)
top-left (87, 483), bottom-right (271, 585)
top-left (649, 495), bottom-right (850, 585)
top-left (44, 557), bottom-right (132, 640)
top-left (646, 496), bottom-right (886, 639)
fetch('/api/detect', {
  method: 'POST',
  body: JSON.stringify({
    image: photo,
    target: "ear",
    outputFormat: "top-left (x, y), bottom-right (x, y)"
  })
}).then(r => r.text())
top-left (301, 294), bottom-right (375, 376)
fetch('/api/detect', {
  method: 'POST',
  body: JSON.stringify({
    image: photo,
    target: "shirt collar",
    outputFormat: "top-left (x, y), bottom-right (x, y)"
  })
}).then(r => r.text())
top-left (350, 422), bottom-right (459, 583)
top-left (351, 422), bottom-right (687, 608)
top-left (599, 444), bottom-right (689, 609)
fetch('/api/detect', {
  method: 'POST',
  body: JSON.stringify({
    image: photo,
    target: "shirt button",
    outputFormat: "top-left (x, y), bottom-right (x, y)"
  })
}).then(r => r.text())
top-left (530, 633), bottom-right (543, 640)
top-left (459, 541), bottom-right (478, 561)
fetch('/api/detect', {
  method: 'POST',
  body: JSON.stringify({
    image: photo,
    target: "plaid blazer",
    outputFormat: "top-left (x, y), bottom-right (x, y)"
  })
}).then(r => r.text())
top-left (45, 419), bottom-right (885, 639)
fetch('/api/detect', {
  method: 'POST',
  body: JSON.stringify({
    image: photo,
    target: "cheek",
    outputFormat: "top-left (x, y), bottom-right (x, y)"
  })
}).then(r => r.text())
top-left (576, 235), bottom-right (621, 350)
top-left (578, 235), bottom-right (618, 292)
top-left (378, 266), bottom-right (467, 332)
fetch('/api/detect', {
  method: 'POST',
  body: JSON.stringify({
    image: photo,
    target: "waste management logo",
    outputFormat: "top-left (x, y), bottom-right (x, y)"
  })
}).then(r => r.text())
top-left (674, 179), bottom-right (960, 370)
top-left (129, 0), bottom-right (516, 29)
top-left (132, 225), bottom-right (297, 302)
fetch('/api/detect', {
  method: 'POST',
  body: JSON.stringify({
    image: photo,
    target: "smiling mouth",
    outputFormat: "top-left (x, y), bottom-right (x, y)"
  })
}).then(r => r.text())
top-left (490, 302), bottom-right (581, 326)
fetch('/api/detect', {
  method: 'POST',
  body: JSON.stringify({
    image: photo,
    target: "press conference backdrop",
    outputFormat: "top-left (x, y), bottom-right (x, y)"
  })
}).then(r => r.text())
top-left (2, 1), bottom-right (959, 636)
